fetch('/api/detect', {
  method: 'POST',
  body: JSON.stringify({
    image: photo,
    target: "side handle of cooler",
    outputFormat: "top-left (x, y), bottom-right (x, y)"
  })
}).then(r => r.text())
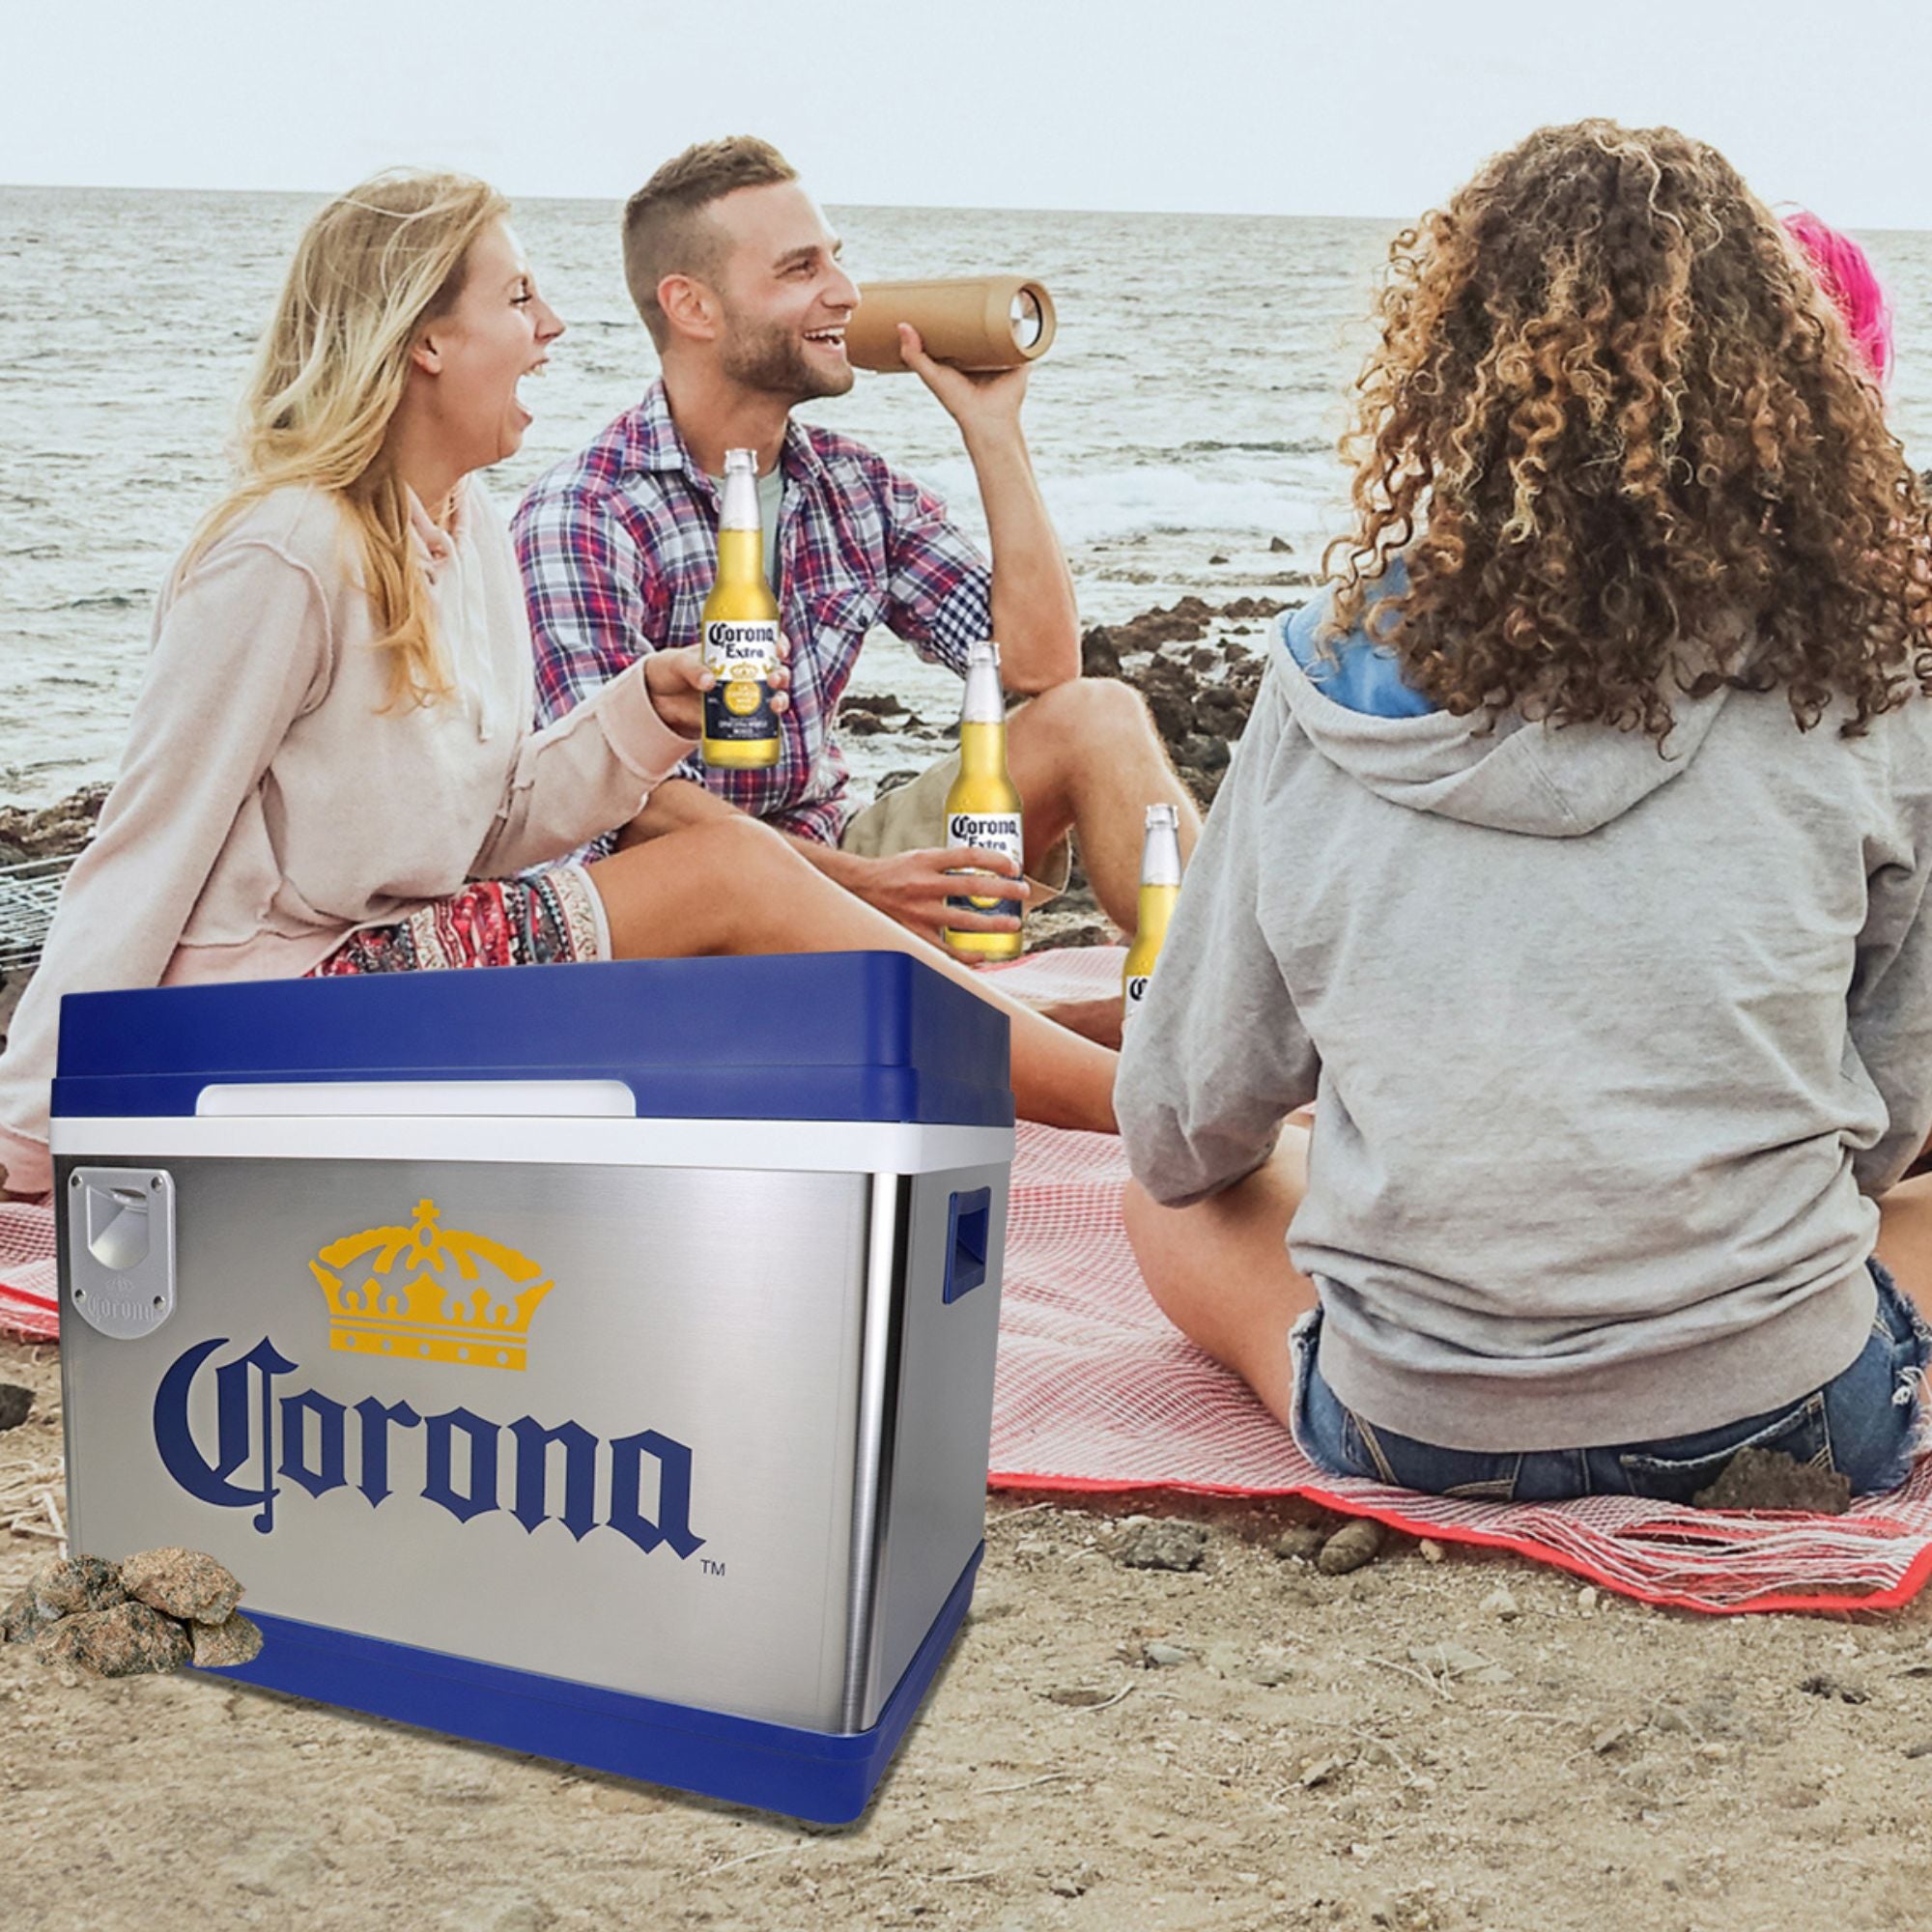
top-left (942, 1187), bottom-right (992, 1304)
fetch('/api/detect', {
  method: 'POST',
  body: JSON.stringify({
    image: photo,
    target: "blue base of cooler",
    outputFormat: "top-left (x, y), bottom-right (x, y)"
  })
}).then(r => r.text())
top-left (204, 1545), bottom-right (982, 1825)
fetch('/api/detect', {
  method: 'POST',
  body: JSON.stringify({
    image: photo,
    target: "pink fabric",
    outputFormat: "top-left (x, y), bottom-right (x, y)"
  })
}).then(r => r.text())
top-left (0, 1196), bottom-right (56, 1343)
top-left (8, 943), bottom-right (1932, 1612)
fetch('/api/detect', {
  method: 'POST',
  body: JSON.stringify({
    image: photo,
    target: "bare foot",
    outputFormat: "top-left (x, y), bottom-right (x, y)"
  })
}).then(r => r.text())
top-left (1039, 996), bottom-right (1124, 1052)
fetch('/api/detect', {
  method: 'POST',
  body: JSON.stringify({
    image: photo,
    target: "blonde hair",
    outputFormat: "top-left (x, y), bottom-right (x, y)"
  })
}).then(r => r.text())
top-left (185, 169), bottom-right (510, 707)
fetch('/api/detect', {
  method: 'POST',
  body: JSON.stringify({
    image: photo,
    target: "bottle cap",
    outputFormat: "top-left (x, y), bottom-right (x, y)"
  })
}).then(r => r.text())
top-left (724, 447), bottom-right (758, 474)
top-left (1146, 804), bottom-right (1179, 830)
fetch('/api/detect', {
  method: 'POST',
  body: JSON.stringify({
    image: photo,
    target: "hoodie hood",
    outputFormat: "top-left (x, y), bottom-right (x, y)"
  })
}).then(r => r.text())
top-left (1275, 576), bottom-right (1732, 838)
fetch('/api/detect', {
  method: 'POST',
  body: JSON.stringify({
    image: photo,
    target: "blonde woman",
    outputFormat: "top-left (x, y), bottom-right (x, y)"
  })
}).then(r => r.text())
top-left (0, 171), bottom-right (1118, 1199)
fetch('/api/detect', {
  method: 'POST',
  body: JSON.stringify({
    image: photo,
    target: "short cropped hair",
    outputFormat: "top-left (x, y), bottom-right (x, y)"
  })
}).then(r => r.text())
top-left (623, 137), bottom-right (798, 347)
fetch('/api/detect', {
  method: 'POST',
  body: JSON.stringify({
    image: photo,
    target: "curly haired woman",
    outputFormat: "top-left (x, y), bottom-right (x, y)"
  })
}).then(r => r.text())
top-left (1118, 122), bottom-right (1932, 1504)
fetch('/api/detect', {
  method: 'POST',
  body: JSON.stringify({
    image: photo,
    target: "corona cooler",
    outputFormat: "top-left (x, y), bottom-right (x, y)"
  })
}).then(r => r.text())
top-left (52, 954), bottom-right (1013, 1824)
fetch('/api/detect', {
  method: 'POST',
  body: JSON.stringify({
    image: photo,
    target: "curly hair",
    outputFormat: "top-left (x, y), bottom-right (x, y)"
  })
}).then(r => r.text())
top-left (1325, 120), bottom-right (1932, 742)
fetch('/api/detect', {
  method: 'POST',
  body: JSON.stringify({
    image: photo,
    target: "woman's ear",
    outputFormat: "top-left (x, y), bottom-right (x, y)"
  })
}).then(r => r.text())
top-left (410, 325), bottom-right (445, 377)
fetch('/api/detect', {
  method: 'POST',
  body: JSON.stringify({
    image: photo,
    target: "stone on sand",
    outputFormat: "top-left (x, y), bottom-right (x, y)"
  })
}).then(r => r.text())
top-left (121, 1545), bottom-right (243, 1624)
top-left (36, 1601), bottom-right (192, 1677)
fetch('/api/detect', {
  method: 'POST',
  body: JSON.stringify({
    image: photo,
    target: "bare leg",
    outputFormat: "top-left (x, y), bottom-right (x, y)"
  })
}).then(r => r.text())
top-left (1005, 679), bottom-right (1202, 931)
top-left (1122, 1131), bottom-right (1316, 1425)
top-left (587, 817), bottom-right (1118, 1134)
top-left (1877, 1173), bottom-right (1932, 1316)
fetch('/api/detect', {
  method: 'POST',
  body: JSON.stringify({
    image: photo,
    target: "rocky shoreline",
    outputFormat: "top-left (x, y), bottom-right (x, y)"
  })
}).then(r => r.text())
top-left (0, 592), bottom-right (1301, 1030)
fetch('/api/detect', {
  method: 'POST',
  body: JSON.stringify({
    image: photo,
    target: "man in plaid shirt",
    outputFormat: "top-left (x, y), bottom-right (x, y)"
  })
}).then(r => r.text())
top-left (515, 138), bottom-right (1196, 1039)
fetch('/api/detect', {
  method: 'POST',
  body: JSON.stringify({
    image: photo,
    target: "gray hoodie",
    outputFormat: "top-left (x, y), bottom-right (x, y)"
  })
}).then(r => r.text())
top-left (1116, 589), bottom-right (1932, 1451)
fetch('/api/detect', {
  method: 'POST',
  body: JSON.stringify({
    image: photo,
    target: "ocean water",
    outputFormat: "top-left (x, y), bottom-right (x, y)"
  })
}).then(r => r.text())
top-left (4, 187), bottom-right (1932, 809)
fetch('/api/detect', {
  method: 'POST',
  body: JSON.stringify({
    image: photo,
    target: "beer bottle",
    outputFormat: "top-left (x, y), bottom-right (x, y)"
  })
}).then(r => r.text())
top-left (700, 447), bottom-right (781, 769)
top-left (1122, 804), bottom-right (1182, 1024)
top-left (942, 641), bottom-right (1025, 961)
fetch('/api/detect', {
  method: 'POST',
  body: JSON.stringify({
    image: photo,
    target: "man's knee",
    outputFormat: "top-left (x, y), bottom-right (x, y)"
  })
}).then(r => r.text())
top-left (1016, 676), bottom-right (1161, 762)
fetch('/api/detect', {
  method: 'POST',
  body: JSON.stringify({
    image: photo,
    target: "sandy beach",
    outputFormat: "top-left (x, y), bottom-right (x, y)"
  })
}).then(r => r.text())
top-left (6, 1332), bottom-right (1932, 1931)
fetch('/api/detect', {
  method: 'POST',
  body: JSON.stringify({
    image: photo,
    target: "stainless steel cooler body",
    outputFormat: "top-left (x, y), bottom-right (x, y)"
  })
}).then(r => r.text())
top-left (57, 1110), bottom-right (1010, 1734)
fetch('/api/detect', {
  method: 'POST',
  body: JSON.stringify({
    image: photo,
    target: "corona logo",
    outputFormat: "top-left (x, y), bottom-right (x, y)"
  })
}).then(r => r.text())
top-left (153, 1335), bottom-right (705, 1557)
top-left (311, 1198), bottom-right (551, 1372)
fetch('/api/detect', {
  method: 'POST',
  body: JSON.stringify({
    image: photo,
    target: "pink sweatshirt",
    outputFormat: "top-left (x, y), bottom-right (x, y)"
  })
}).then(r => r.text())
top-left (0, 480), bottom-right (691, 1194)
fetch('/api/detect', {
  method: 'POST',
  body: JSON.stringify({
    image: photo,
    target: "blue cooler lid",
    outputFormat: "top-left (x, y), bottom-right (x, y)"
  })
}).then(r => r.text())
top-left (51, 952), bottom-right (1013, 1128)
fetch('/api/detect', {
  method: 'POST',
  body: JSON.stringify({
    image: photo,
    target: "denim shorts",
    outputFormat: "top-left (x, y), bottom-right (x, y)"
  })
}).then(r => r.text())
top-left (1289, 1259), bottom-right (1931, 1505)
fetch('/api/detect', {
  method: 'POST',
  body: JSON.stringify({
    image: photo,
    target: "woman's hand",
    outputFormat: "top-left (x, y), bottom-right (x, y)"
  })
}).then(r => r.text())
top-left (642, 639), bottom-right (793, 738)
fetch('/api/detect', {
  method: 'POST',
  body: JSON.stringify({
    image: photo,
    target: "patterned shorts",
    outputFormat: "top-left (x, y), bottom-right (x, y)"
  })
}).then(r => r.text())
top-left (305, 867), bottom-right (607, 977)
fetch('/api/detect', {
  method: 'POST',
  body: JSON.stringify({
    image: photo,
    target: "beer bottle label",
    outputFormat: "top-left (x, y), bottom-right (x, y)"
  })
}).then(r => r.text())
top-left (1123, 974), bottom-right (1151, 1019)
top-left (700, 619), bottom-right (780, 743)
top-left (945, 810), bottom-right (1024, 921)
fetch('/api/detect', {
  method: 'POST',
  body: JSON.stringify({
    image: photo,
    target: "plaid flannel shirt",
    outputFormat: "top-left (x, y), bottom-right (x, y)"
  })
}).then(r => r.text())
top-left (513, 381), bottom-right (992, 848)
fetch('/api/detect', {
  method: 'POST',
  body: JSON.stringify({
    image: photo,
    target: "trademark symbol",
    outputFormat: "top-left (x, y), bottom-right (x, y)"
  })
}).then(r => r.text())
top-left (702, 1558), bottom-right (726, 1578)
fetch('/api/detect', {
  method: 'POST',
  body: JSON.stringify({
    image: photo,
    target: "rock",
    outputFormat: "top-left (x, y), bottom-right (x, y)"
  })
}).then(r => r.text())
top-left (1577, 1586), bottom-right (1600, 1614)
top-left (30, 1553), bottom-right (125, 1619)
top-left (1080, 628), bottom-right (1122, 680)
top-left (121, 1547), bottom-right (243, 1624)
top-left (36, 1601), bottom-right (191, 1677)
top-left (1409, 1640), bottom-right (1512, 1687)
top-left (0, 1383), bottom-right (31, 1431)
top-left (1418, 1539), bottom-right (1445, 1564)
top-left (875, 768), bottom-right (921, 799)
top-left (1318, 1519), bottom-right (1385, 1576)
top-left (1272, 1525), bottom-right (1327, 1562)
top-left (1143, 1640), bottom-right (1195, 1668)
top-left (1046, 1684), bottom-right (1117, 1708)
top-left (1480, 1586), bottom-right (1520, 1621)
top-left (1173, 732), bottom-right (1231, 774)
top-left (191, 1610), bottom-right (264, 1669)
top-left (1114, 1519), bottom-right (1208, 1573)
top-left (1902, 1740), bottom-right (1932, 1759)
top-left (1692, 1447), bottom-right (1853, 1515)
top-left (1208, 554), bottom-right (1230, 565)
top-left (2, 1584), bottom-right (54, 1645)
top-left (1270, 536), bottom-right (1294, 554)
top-left (1798, 1671), bottom-right (1870, 1705)
top-left (0, 784), bottom-right (108, 862)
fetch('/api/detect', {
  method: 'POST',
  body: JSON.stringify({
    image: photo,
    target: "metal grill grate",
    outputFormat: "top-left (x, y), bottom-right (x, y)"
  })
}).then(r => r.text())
top-left (0, 855), bottom-right (74, 976)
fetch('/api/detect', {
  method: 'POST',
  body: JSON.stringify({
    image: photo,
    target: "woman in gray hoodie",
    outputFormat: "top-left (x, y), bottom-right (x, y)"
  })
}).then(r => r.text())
top-left (1117, 120), bottom-right (1932, 1504)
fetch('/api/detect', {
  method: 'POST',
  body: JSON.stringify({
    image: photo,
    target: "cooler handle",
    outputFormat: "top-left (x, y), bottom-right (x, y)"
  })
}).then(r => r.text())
top-left (943, 1187), bottom-right (992, 1304)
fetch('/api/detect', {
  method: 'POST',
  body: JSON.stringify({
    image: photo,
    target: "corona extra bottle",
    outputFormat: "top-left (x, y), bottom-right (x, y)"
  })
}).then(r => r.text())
top-left (942, 641), bottom-right (1025, 960)
top-left (1122, 804), bottom-right (1182, 1024)
top-left (700, 447), bottom-right (781, 769)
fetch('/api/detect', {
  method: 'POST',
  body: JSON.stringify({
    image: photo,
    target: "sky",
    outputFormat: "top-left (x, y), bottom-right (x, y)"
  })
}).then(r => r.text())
top-left (4, 0), bottom-right (1930, 227)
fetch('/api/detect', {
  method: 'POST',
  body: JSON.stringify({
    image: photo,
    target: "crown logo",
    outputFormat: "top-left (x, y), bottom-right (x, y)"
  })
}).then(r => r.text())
top-left (309, 1199), bottom-right (554, 1373)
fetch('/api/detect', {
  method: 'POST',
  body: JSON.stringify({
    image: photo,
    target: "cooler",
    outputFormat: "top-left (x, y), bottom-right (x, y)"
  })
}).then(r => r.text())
top-left (50, 952), bottom-right (1013, 1823)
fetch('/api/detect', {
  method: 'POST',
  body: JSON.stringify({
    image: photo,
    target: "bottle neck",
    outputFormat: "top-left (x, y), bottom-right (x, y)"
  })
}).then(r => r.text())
top-left (959, 657), bottom-right (1005, 726)
top-left (1139, 824), bottom-right (1183, 890)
